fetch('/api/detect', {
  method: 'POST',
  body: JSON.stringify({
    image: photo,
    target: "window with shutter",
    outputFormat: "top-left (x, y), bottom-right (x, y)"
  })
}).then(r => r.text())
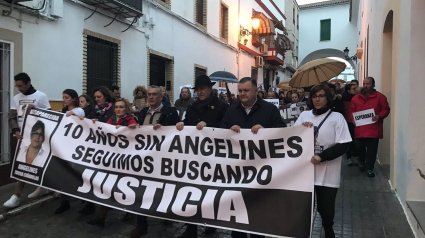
top-left (320, 19), bottom-right (331, 41)
top-left (86, 36), bottom-right (119, 98)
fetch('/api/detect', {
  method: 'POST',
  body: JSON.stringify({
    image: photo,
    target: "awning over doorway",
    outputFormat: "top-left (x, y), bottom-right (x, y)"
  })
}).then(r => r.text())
top-left (252, 10), bottom-right (287, 36)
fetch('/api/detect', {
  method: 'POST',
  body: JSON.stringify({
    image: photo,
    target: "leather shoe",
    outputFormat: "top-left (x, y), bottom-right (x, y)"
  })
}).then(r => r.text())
top-left (178, 226), bottom-right (197, 238)
top-left (54, 201), bottom-right (70, 214)
top-left (78, 202), bottom-right (95, 215)
top-left (366, 170), bottom-right (375, 177)
top-left (87, 217), bottom-right (105, 227)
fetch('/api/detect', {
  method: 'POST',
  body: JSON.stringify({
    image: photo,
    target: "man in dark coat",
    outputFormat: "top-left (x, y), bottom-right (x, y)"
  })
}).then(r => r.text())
top-left (221, 77), bottom-right (286, 238)
top-left (174, 87), bottom-right (195, 108)
top-left (175, 75), bottom-right (228, 238)
top-left (131, 85), bottom-right (180, 238)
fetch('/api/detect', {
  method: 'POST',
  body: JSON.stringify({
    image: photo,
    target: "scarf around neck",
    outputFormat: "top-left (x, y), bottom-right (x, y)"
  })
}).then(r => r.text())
top-left (192, 94), bottom-right (214, 113)
top-left (95, 103), bottom-right (112, 115)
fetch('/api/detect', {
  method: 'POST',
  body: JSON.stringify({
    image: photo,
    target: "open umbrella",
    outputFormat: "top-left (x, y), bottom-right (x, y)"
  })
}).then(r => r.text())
top-left (289, 58), bottom-right (346, 87)
top-left (329, 78), bottom-right (347, 84)
top-left (209, 71), bottom-right (238, 83)
top-left (277, 78), bottom-right (291, 88)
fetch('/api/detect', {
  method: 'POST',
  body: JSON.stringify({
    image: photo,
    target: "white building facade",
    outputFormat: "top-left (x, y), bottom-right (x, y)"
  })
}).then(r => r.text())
top-left (283, 0), bottom-right (300, 79)
top-left (0, 0), bottom-right (290, 169)
top-left (298, 0), bottom-right (357, 79)
top-left (353, 0), bottom-right (425, 237)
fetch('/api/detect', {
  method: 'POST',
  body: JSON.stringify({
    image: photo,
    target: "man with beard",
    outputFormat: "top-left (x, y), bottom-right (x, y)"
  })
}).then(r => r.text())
top-left (175, 87), bottom-right (195, 108)
top-left (350, 77), bottom-right (390, 177)
top-left (175, 75), bottom-right (228, 237)
top-left (221, 77), bottom-right (286, 238)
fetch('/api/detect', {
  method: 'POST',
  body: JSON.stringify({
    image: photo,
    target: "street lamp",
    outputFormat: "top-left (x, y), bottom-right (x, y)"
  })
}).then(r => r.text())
top-left (343, 47), bottom-right (357, 63)
top-left (343, 47), bottom-right (350, 58)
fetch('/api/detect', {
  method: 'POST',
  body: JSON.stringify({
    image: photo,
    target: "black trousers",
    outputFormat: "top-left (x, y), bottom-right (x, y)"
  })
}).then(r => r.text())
top-left (345, 122), bottom-right (357, 159)
top-left (356, 138), bottom-right (379, 170)
top-left (315, 186), bottom-right (338, 235)
top-left (231, 231), bottom-right (264, 238)
top-left (136, 215), bottom-right (148, 227)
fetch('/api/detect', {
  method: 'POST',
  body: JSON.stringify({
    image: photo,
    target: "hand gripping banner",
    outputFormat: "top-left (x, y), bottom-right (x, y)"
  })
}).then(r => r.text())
top-left (12, 108), bottom-right (314, 238)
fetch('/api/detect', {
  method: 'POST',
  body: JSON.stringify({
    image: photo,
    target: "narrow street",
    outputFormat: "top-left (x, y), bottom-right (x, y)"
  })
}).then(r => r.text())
top-left (0, 159), bottom-right (415, 238)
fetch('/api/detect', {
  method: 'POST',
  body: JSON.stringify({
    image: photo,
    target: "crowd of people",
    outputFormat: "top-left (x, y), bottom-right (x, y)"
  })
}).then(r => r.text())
top-left (4, 72), bottom-right (390, 238)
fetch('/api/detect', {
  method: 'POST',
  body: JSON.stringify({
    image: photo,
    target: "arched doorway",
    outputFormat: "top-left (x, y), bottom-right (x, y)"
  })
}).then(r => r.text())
top-left (299, 48), bottom-right (357, 71)
top-left (379, 10), bottom-right (394, 182)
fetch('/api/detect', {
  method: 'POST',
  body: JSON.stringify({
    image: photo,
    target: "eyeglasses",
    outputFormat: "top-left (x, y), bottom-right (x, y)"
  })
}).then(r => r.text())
top-left (31, 132), bottom-right (44, 137)
top-left (311, 94), bottom-right (326, 100)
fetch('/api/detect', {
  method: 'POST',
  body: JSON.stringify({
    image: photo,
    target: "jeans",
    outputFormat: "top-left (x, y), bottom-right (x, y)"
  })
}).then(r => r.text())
top-left (315, 186), bottom-right (338, 238)
top-left (345, 122), bottom-right (357, 159)
top-left (356, 138), bottom-right (380, 170)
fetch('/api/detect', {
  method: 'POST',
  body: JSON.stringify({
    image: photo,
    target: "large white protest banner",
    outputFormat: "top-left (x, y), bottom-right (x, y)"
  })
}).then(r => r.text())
top-left (12, 108), bottom-right (314, 238)
top-left (353, 108), bottom-right (376, 127)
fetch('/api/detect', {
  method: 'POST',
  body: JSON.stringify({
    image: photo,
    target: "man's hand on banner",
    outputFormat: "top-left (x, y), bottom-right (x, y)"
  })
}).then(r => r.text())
top-left (78, 116), bottom-right (85, 120)
top-left (196, 121), bottom-right (207, 130)
top-left (176, 122), bottom-right (184, 131)
top-left (311, 155), bottom-right (322, 164)
top-left (128, 123), bottom-right (138, 129)
top-left (27, 104), bottom-right (35, 110)
top-left (230, 125), bottom-right (241, 133)
top-left (153, 124), bottom-right (161, 130)
top-left (92, 119), bottom-right (98, 124)
top-left (301, 122), bottom-right (314, 128)
top-left (13, 131), bottom-right (23, 140)
top-left (251, 124), bottom-right (264, 134)
top-left (372, 115), bottom-right (380, 122)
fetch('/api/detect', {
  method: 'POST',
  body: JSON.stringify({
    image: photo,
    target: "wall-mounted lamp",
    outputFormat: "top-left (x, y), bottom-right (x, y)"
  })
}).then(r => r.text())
top-left (252, 17), bottom-right (260, 30)
top-left (240, 25), bottom-right (252, 37)
top-left (343, 47), bottom-right (358, 63)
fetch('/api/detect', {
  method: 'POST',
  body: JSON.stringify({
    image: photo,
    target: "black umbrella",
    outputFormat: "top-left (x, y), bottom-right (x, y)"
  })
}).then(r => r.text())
top-left (209, 71), bottom-right (238, 83)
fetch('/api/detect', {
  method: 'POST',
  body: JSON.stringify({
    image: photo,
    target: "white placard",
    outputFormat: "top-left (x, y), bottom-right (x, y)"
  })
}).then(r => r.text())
top-left (264, 99), bottom-right (279, 107)
top-left (353, 108), bottom-right (376, 126)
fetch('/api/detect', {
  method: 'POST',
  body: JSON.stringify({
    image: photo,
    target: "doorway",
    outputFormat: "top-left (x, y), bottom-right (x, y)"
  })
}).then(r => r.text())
top-left (379, 11), bottom-right (394, 182)
top-left (0, 41), bottom-right (11, 165)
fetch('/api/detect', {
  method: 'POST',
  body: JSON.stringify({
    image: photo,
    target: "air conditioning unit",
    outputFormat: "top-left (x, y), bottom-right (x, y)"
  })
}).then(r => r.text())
top-left (255, 56), bottom-right (263, 67)
top-left (260, 44), bottom-right (268, 54)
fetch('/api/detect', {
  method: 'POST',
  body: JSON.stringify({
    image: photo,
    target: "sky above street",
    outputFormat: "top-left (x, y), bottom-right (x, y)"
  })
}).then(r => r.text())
top-left (297, 0), bottom-right (329, 5)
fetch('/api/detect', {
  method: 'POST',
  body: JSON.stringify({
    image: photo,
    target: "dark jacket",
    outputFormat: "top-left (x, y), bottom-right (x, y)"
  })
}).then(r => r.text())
top-left (138, 106), bottom-right (180, 126)
top-left (221, 97), bottom-right (287, 129)
top-left (162, 97), bottom-right (171, 107)
top-left (184, 95), bottom-right (228, 127)
top-left (332, 97), bottom-right (345, 115)
top-left (83, 106), bottom-right (97, 120)
top-left (175, 97), bottom-right (195, 108)
top-left (106, 115), bottom-right (137, 126)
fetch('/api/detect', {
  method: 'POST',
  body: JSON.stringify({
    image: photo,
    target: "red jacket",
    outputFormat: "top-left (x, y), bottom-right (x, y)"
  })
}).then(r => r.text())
top-left (350, 90), bottom-right (390, 139)
top-left (106, 115), bottom-right (137, 126)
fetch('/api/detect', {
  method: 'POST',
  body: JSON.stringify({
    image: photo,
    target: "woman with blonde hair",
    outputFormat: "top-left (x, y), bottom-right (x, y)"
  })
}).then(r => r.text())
top-left (160, 86), bottom-right (172, 107)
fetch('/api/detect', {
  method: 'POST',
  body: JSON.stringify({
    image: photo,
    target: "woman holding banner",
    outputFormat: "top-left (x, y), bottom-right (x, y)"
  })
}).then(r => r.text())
top-left (93, 86), bottom-right (115, 123)
top-left (88, 98), bottom-right (137, 227)
top-left (295, 84), bottom-right (352, 238)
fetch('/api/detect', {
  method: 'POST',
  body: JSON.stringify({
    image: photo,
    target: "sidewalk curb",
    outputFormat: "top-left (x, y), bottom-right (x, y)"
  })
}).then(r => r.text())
top-left (0, 195), bottom-right (56, 222)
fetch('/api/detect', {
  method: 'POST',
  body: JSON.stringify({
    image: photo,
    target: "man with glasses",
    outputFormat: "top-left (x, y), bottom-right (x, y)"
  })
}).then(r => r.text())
top-left (132, 85), bottom-right (180, 237)
top-left (16, 121), bottom-right (47, 167)
top-left (4, 73), bottom-right (51, 208)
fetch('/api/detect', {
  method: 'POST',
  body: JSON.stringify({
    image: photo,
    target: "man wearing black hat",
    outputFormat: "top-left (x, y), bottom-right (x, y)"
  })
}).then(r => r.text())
top-left (176, 75), bottom-right (229, 237)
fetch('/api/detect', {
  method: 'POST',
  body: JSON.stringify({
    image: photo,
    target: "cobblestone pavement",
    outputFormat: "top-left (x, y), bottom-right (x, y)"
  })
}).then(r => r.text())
top-left (0, 160), bottom-right (416, 238)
